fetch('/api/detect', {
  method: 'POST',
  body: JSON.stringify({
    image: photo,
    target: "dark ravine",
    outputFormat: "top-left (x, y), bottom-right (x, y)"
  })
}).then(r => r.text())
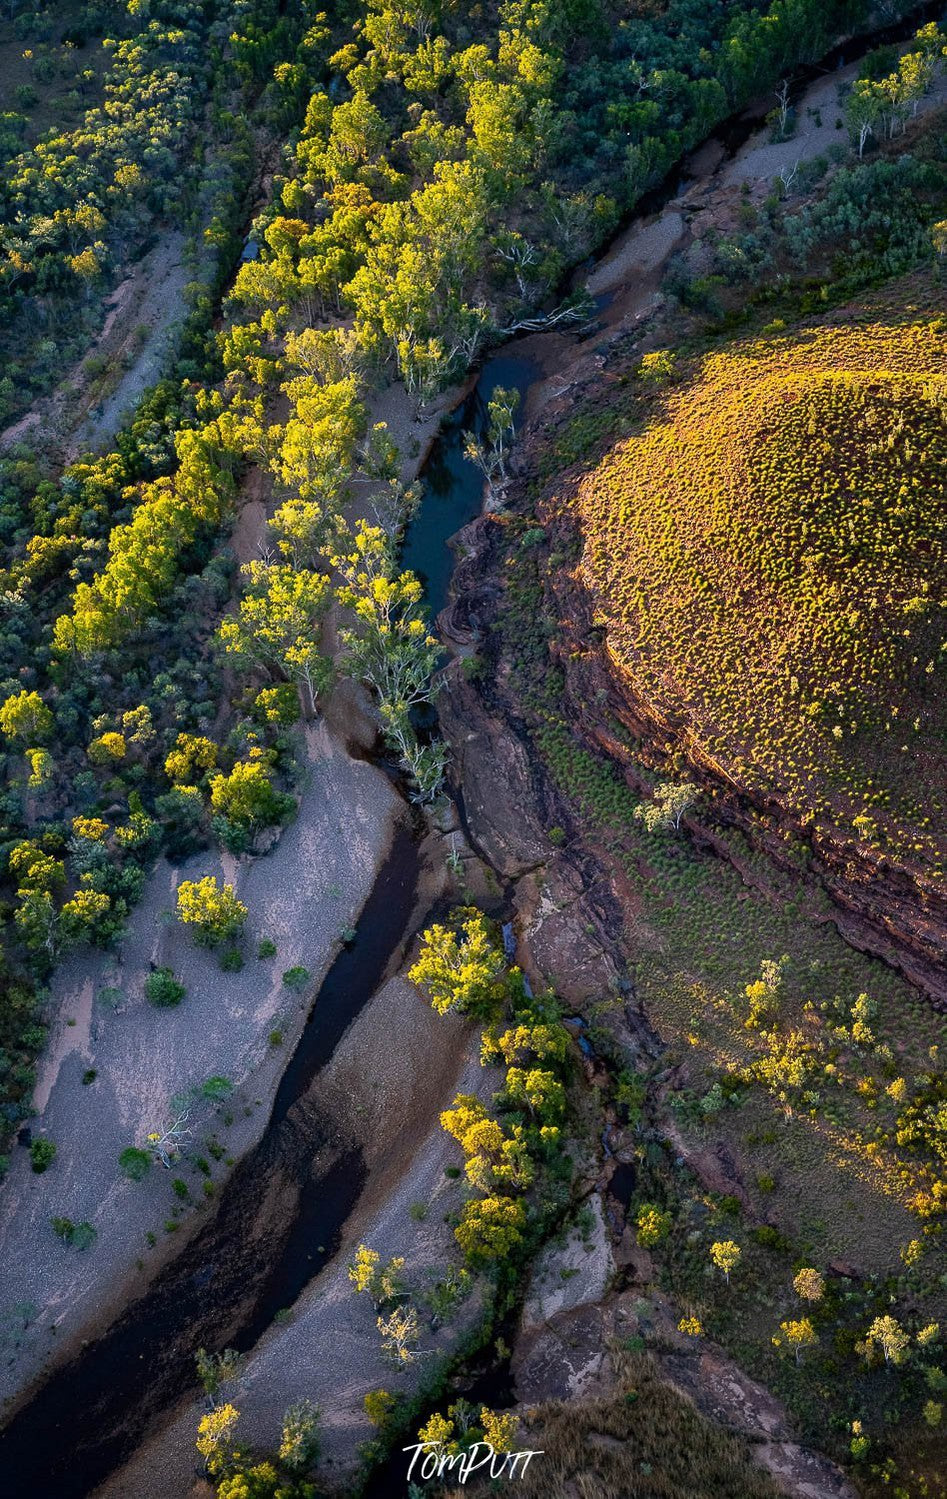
top-left (0, 818), bottom-right (421, 1498)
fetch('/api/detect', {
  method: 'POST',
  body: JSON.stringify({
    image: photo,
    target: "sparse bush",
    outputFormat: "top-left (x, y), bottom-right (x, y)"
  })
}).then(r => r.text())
top-left (145, 967), bottom-right (186, 1007)
top-left (119, 1147), bottom-right (151, 1182)
top-left (30, 1138), bottom-right (56, 1173)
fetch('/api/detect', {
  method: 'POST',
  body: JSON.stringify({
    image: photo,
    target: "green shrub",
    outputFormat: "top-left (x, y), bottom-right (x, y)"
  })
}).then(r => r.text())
top-left (119, 1146), bottom-right (151, 1181)
top-left (751, 1224), bottom-right (792, 1253)
top-left (30, 1138), bottom-right (56, 1173)
top-left (144, 966), bottom-right (186, 1007)
top-left (635, 1203), bottom-right (672, 1247)
top-left (51, 1218), bottom-right (97, 1250)
top-left (199, 1076), bottom-right (233, 1101)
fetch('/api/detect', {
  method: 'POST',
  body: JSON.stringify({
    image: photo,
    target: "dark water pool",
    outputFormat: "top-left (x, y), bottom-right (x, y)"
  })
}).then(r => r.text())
top-left (401, 351), bottom-right (538, 622)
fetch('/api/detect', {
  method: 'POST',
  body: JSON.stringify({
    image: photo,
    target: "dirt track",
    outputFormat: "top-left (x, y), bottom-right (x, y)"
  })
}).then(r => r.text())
top-left (0, 232), bottom-right (191, 462)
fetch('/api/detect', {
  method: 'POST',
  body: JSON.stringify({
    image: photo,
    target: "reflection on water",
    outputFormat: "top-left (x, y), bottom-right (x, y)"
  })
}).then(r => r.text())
top-left (401, 352), bottom-right (538, 621)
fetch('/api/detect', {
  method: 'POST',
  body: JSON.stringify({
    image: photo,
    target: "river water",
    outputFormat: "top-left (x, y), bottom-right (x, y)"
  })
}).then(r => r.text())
top-left (402, 351), bottom-right (538, 620)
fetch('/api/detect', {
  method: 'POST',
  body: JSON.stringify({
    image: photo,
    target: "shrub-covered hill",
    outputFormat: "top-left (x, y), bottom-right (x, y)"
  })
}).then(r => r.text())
top-left (569, 287), bottom-right (946, 913)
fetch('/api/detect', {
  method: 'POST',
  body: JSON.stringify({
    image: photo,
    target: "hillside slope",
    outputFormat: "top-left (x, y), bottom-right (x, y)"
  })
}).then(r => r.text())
top-left (545, 278), bottom-right (947, 996)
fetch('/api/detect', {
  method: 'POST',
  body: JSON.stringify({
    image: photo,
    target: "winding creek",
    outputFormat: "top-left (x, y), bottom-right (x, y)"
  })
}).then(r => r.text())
top-left (0, 821), bottom-right (422, 1497)
top-left (402, 351), bottom-right (538, 620)
top-left (0, 349), bottom-right (545, 1499)
top-left (0, 6), bottom-right (940, 1490)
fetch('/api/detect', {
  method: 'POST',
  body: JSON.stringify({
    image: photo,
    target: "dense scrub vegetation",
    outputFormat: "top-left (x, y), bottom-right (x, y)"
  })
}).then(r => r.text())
top-left (476, 479), bottom-right (947, 1497)
top-left (0, 0), bottom-right (307, 419)
top-left (461, 79), bottom-right (947, 1489)
top-left (221, 0), bottom-right (930, 395)
top-left (0, 0), bottom-right (944, 1493)
top-left (677, 94), bottom-right (947, 305)
top-left (456, 1346), bottom-right (789, 1499)
top-left (0, 0), bottom-right (316, 1155)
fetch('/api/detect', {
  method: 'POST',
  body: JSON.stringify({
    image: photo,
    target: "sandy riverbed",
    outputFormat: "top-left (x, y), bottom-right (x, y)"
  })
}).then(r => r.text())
top-left (95, 965), bottom-right (499, 1499)
top-left (0, 233), bottom-right (192, 463)
top-left (0, 720), bottom-right (400, 1415)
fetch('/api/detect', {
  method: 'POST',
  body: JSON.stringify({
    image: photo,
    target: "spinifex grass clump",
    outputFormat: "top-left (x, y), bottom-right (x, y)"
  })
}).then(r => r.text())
top-left (572, 297), bottom-right (946, 877)
top-left (459, 1347), bottom-right (785, 1499)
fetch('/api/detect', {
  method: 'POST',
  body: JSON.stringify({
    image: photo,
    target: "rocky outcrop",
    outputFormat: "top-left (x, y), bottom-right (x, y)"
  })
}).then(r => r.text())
top-left (439, 672), bottom-right (550, 878)
top-left (509, 1282), bottom-right (858, 1499)
top-left (520, 1194), bottom-right (616, 1336)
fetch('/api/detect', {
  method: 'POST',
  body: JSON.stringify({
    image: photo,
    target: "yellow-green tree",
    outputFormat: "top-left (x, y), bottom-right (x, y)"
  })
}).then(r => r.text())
top-left (710, 1240), bottom-right (741, 1283)
top-left (218, 561), bottom-right (332, 717)
top-left (347, 1243), bottom-right (405, 1308)
top-left (860, 1315), bottom-right (910, 1367)
top-left (176, 877), bottom-right (247, 946)
top-left (209, 756), bottom-right (294, 846)
top-left (26, 749), bottom-right (54, 789)
top-left (196, 1402), bottom-right (240, 1476)
top-left (773, 1317), bottom-right (818, 1364)
top-left (792, 1267), bottom-right (825, 1302)
top-left (481, 1019), bottom-right (569, 1067)
top-left (440, 1094), bottom-right (500, 1154)
top-left (504, 1066), bottom-right (566, 1123)
top-left (416, 1410), bottom-right (458, 1457)
top-left (633, 779), bottom-right (698, 833)
top-left (481, 1408), bottom-right (519, 1453)
top-left (377, 1304), bottom-right (421, 1365)
top-left (455, 1194), bottom-right (526, 1264)
top-left (754, 1029), bottom-right (810, 1117)
top-left (278, 1399), bottom-right (320, 1474)
top-left (743, 955), bottom-right (787, 1029)
top-left (440, 1095), bottom-right (533, 1193)
top-left (635, 1203), bottom-right (672, 1247)
top-left (409, 909), bottom-right (507, 1019)
top-left (87, 732), bottom-right (126, 765)
top-left (54, 424), bottom-right (236, 654)
top-left (364, 1389), bottom-right (396, 1427)
top-left (165, 734), bottom-right (218, 785)
top-left (0, 689), bottom-right (53, 744)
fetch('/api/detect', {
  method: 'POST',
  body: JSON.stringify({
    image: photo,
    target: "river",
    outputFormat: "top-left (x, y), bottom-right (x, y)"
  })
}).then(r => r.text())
top-left (402, 352), bottom-right (538, 620)
top-left (0, 824), bottom-right (421, 1497)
